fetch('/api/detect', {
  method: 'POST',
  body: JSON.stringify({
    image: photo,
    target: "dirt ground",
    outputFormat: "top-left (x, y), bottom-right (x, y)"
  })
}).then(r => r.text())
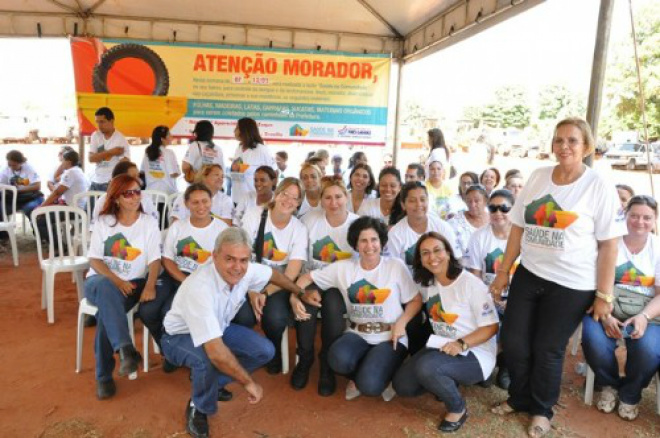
top-left (1, 236), bottom-right (659, 438)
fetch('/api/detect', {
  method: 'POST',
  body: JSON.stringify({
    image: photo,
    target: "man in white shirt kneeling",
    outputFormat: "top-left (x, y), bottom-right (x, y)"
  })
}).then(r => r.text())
top-left (161, 227), bottom-right (307, 438)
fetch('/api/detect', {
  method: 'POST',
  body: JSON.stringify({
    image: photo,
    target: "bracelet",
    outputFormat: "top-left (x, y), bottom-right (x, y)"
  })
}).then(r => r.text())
top-left (595, 290), bottom-right (614, 303)
top-left (495, 268), bottom-right (509, 274)
top-left (641, 312), bottom-right (651, 322)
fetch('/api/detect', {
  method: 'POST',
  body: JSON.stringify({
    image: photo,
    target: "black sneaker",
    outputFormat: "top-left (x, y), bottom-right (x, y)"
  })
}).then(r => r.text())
top-left (318, 362), bottom-right (336, 397)
top-left (96, 379), bottom-right (116, 400)
top-left (162, 358), bottom-right (178, 374)
top-left (290, 362), bottom-right (312, 390)
top-left (266, 356), bottom-right (282, 375)
top-left (186, 401), bottom-right (209, 438)
top-left (118, 345), bottom-right (141, 377)
top-left (218, 388), bottom-right (233, 402)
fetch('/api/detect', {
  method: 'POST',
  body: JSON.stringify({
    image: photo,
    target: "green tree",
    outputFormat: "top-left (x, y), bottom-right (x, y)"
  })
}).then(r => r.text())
top-left (537, 84), bottom-right (586, 121)
top-left (479, 85), bottom-right (532, 129)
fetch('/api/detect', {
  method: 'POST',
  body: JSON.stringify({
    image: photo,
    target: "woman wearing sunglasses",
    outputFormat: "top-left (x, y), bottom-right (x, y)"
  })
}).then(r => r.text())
top-left (170, 164), bottom-right (233, 226)
top-left (581, 195), bottom-right (660, 421)
top-left (84, 175), bottom-right (161, 400)
top-left (465, 189), bottom-right (516, 389)
top-left (447, 185), bottom-right (490, 259)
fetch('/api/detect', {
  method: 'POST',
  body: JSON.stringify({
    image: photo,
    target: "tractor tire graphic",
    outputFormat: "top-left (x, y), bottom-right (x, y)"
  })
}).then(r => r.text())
top-left (92, 43), bottom-right (170, 96)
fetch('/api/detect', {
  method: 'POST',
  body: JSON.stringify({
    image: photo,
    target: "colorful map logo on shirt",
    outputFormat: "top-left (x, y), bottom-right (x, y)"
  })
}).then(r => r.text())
top-left (615, 261), bottom-right (655, 287)
top-left (312, 236), bottom-right (352, 263)
top-left (404, 244), bottom-right (417, 266)
top-left (232, 158), bottom-right (250, 173)
top-left (176, 237), bottom-right (212, 263)
top-left (484, 248), bottom-right (504, 274)
top-left (347, 279), bottom-right (391, 304)
top-left (260, 232), bottom-right (288, 261)
top-left (524, 194), bottom-right (578, 229)
top-left (103, 233), bottom-right (141, 261)
top-left (9, 176), bottom-right (29, 186)
top-left (427, 294), bottom-right (459, 325)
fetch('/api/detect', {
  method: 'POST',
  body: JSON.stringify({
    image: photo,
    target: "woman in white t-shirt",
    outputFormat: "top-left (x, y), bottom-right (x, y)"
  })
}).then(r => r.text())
top-left (426, 160), bottom-right (456, 220)
top-left (84, 175), bottom-right (161, 400)
top-left (425, 128), bottom-right (451, 174)
top-left (141, 126), bottom-right (180, 195)
top-left (581, 195), bottom-right (660, 421)
top-left (489, 119), bottom-right (626, 437)
top-left (140, 183), bottom-right (228, 356)
top-left (229, 117), bottom-right (276, 204)
top-left (448, 184), bottom-right (489, 260)
top-left (346, 163), bottom-right (376, 213)
top-left (298, 163), bottom-right (323, 218)
top-left (291, 177), bottom-right (359, 394)
top-left (233, 165), bottom-right (276, 227)
top-left (294, 216), bottom-right (422, 401)
top-left (170, 164), bottom-right (233, 226)
top-left (357, 167), bottom-right (403, 227)
top-left (182, 120), bottom-right (224, 183)
top-left (238, 177), bottom-right (308, 374)
top-left (0, 150), bottom-right (44, 230)
top-left (394, 231), bottom-right (499, 433)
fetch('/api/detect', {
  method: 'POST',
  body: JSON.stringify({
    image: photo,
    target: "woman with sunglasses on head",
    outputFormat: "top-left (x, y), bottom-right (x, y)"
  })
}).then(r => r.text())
top-left (233, 165), bottom-right (277, 227)
top-left (358, 168), bottom-right (403, 227)
top-left (298, 163), bottom-right (323, 218)
top-left (393, 232), bottom-right (499, 433)
top-left (170, 164), bottom-right (233, 226)
top-left (447, 185), bottom-right (490, 260)
top-left (84, 174), bottom-right (161, 400)
top-left (294, 216), bottom-right (422, 401)
top-left (489, 118), bottom-right (625, 438)
top-left (464, 189), bottom-right (516, 390)
top-left (291, 177), bottom-right (359, 394)
top-left (581, 195), bottom-right (660, 421)
top-left (237, 177), bottom-right (309, 374)
top-left (346, 163), bottom-right (376, 213)
top-left (230, 117), bottom-right (276, 205)
top-left (182, 120), bottom-right (223, 184)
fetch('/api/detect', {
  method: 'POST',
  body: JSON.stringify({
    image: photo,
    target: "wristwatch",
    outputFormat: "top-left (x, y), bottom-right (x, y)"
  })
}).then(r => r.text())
top-left (595, 290), bottom-right (614, 303)
top-left (296, 288), bottom-right (305, 299)
top-left (457, 338), bottom-right (469, 352)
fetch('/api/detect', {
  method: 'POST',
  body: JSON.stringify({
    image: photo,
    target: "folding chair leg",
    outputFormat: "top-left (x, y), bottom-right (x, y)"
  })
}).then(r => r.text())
top-left (584, 366), bottom-right (595, 405)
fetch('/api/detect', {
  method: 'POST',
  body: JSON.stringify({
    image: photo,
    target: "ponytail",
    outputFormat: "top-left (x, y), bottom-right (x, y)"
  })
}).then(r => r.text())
top-left (146, 126), bottom-right (169, 161)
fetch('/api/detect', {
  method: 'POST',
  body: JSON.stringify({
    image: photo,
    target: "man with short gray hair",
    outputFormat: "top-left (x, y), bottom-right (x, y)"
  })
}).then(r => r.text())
top-left (162, 227), bottom-right (307, 438)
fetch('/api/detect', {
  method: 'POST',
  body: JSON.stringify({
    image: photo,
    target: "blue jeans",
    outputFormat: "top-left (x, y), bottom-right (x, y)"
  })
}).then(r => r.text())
top-left (328, 332), bottom-right (408, 396)
top-left (84, 275), bottom-right (144, 382)
top-left (161, 324), bottom-right (275, 415)
top-left (138, 272), bottom-right (180, 347)
top-left (393, 348), bottom-right (483, 413)
top-left (581, 315), bottom-right (660, 404)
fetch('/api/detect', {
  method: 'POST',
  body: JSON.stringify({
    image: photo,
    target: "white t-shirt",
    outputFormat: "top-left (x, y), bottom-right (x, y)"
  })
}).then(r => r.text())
top-left (230, 143), bottom-right (276, 203)
top-left (242, 208), bottom-right (308, 271)
top-left (422, 270), bottom-right (499, 379)
top-left (298, 196), bottom-right (323, 218)
top-left (510, 166), bottom-right (626, 290)
top-left (170, 190), bottom-right (234, 223)
top-left (447, 210), bottom-right (479, 258)
top-left (311, 257), bottom-right (419, 346)
top-left (233, 192), bottom-right (258, 227)
top-left (92, 193), bottom-right (157, 225)
top-left (0, 162), bottom-right (41, 190)
top-left (614, 235), bottom-right (660, 298)
top-left (357, 198), bottom-right (389, 223)
top-left (163, 218), bottom-right (228, 274)
top-left (89, 130), bottom-right (130, 184)
top-left (346, 190), bottom-right (376, 213)
top-left (464, 225), bottom-right (509, 285)
top-left (141, 147), bottom-right (180, 195)
top-left (163, 261), bottom-right (272, 347)
top-left (302, 210), bottom-right (359, 271)
top-left (58, 166), bottom-right (88, 208)
top-left (385, 214), bottom-right (461, 271)
top-left (183, 141), bottom-right (224, 172)
top-left (87, 213), bottom-right (161, 280)
top-left (426, 147), bottom-right (449, 169)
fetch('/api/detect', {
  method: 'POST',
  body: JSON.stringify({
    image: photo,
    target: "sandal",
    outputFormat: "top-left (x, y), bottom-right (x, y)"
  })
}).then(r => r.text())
top-left (618, 402), bottom-right (639, 421)
top-left (491, 401), bottom-right (515, 415)
top-left (596, 386), bottom-right (618, 414)
top-left (528, 416), bottom-right (551, 438)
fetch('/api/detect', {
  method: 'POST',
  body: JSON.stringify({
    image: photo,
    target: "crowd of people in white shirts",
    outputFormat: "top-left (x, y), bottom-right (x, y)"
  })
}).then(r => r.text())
top-left (1, 108), bottom-right (659, 438)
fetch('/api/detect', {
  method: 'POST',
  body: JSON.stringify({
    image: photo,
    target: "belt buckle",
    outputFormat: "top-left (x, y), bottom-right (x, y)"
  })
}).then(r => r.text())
top-left (364, 322), bottom-right (375, 334)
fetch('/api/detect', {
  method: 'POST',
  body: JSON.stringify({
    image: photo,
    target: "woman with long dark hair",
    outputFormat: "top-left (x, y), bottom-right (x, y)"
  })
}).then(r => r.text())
top-left (233, 165), bottom-right (277, 227)
top-left (230, 117), bottom-right (276, 205)
top-left (84, 174), bottom-right (161, 399)
top-left (426, 128), bottom-right (451, 171)
top-left (141, 126), bottom-right (180, 195)
top-left (358, 167), bottom-right (403, 226)
top-left (346, 163), bottom-right (376, 213)
top-left (182, 120), bottom-right (224, 184)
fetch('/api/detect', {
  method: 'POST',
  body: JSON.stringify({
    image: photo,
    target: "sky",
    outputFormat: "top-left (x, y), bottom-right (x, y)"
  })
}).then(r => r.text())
top-left (0, 0), bottom-right (650, 124)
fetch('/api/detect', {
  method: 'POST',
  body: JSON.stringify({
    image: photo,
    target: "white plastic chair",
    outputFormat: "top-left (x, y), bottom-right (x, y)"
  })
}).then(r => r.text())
top-left (281, 326), bottom-right (290, 374)
top-left (32, 206), bottom-right (89, 324)
top-left (76, 298), bottom-right (138, 373)
top-left (585, 366), bottom-right (660, 415)
top-left (142, 190), bottom-right (169, 230)
top-left (71, 191), bottom-right (104, 255)
top-left (143, 326), bottom-right (161, 372)
top-left (571, 322), bottom-right (582, 356)
top-left (0, 184), bottom-right (19, 266)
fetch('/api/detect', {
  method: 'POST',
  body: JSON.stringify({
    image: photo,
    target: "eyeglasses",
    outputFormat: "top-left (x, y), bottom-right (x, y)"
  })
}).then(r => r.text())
top-left (120, 189), bottom-right (141, 199)
top-left (488, 204), bottom-right (512, 213)
top-left (279, 191), bottom-right (300, 203)
top-left (552, 138), bottom-right (583, 147)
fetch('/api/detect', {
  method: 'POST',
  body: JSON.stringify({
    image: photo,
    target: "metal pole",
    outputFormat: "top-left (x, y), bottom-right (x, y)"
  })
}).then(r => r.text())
top-left (77, 129), bottom-right (85, 171)
top-left (392, 58), bottom-right (404, 168)
top-left (584, 0), bottom-right (614, 167)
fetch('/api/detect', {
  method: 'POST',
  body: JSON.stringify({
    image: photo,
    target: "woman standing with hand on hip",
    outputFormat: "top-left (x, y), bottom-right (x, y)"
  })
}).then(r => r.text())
top-left (489, 118), bottom-right (626, 438)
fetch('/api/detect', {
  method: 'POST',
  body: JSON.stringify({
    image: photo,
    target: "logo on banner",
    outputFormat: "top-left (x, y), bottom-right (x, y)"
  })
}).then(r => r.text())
top-left (289, 124), bottom-right (309, 137)
top-left (338, 126), bottom-right (372, 138)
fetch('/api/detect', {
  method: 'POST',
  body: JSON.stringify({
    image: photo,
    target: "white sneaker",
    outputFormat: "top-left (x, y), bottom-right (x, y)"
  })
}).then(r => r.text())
top-left (381, 383), bottom-right (396, 402)
top-left (618, 402), bottom-right (639, 421)
top-left (345, 381), bottom-right (361, 401)
top-left (596, 386), bottom-right (618, 414)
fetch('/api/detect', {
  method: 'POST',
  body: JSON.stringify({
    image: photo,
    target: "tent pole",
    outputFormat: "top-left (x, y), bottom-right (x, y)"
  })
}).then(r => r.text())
top-left (77, 130), bottom-right (85, 171)
top-left (584, 0), bottom-right (614, 168)
top-left (392, 58), bottom-right (404, 168)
